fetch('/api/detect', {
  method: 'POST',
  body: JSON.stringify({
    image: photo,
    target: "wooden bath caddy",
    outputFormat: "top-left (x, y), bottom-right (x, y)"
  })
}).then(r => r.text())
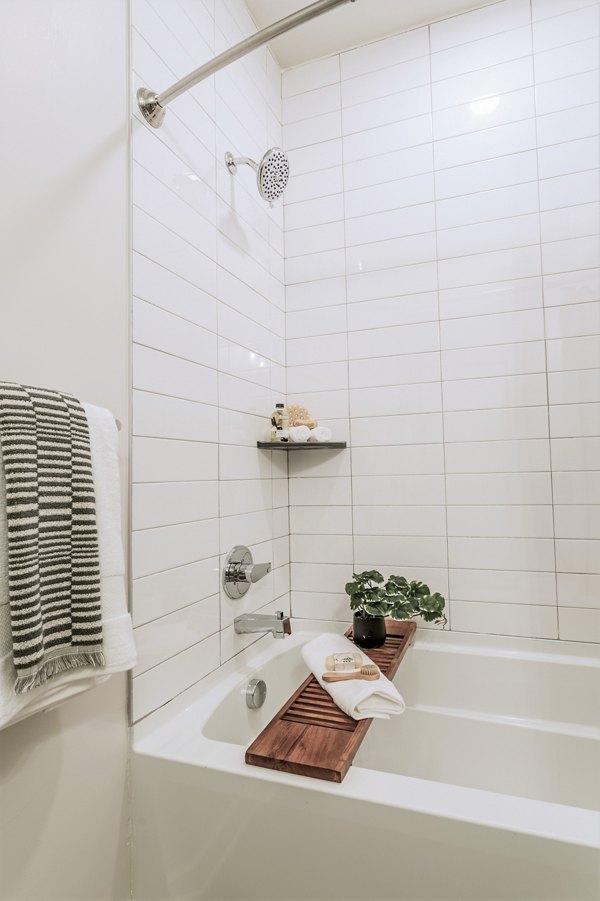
top-left (245, 620), bottom-right (416, 783)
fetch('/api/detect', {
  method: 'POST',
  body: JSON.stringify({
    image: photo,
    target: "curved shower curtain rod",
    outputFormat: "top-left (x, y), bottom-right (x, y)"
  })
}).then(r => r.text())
top-left (137, 0), bottom-right (357, 129)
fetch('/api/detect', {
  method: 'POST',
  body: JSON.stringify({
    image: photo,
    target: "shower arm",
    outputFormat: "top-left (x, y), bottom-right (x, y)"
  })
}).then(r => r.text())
top-left (225, 154), bottom-right (258, 174)
top-left (137, 0), bottom-right (356, 128)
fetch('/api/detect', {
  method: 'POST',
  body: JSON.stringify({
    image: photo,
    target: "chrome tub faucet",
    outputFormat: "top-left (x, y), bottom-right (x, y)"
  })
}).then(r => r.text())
top-left (234, 611), bottom-right (291, 640)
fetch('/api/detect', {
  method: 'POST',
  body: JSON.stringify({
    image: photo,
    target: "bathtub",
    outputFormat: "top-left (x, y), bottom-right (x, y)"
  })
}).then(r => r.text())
top-left (133, 621), bottom-right (600, 901)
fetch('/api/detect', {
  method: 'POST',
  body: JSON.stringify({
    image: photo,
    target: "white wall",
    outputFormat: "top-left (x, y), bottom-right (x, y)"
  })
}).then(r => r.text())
top-left (283, 0), bottom-right (600, 642)
top-left (130, 0), bottom-right (288, 721)
top-left (0, 1), bottom-right (131, 899)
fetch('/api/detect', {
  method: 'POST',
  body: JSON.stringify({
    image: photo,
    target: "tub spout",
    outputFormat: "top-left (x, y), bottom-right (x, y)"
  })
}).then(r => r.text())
top-left (234, 611), bottom-right (291, 639)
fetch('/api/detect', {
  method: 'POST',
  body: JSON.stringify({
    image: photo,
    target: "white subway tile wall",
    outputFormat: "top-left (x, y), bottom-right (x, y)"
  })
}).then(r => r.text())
top-left (283, 0), bottom-right (600, 643)
top-left (131, 0), bottom-right (599, 721)
top-left (131, 0), bottom-right (288, 721)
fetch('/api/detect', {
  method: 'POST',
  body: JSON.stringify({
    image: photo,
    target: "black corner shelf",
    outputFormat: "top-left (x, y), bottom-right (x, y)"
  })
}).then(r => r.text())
top-left (257, 441), bottom-right (347, 451)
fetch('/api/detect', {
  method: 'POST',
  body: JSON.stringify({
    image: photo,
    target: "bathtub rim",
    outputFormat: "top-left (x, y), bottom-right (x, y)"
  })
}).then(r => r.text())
top-left (133, 620), bottom-right (600, 851)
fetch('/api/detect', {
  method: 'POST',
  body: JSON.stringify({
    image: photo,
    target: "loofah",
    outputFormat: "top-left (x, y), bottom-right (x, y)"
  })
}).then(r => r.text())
top-left (286, 403), bottom-right (318, 429)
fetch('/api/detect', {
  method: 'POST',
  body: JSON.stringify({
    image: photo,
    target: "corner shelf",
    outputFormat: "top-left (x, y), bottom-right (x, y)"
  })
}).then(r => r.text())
top-left (257, 441), bottom-right (347, 451)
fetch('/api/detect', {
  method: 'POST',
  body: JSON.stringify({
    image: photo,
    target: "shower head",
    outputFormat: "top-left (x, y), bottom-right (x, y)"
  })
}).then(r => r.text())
top-left (225, 148), bottom-right (290, 202)
top-left (256, 147), bottom-right (290, 202)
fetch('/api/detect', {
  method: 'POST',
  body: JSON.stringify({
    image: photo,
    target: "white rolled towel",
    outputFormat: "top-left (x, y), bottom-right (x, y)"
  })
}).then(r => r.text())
top-left (301, 633), bottom-right (405, 721)
top-left (288, 425), bottom-right (310, 442)
top-left (308, 426), bottom-right (332, 442)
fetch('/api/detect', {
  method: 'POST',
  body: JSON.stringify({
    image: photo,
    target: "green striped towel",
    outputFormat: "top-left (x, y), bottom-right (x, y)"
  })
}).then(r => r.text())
top-left (0, 382), bottom-right (104, 693)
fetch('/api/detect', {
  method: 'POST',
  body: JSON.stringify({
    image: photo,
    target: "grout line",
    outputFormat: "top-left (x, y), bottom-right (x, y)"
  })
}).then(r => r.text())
top-left (287, 196), bottom-right (598, 239)
top-left (134, 186), bottom-right (286, 312)
top-left (134, 591), bottom-right (220, 634)
top-left (133, 507), bottom-right (277, 534)
top-left (285, 117), bottom-right (599, 165)
top-left (133, 360), bottom-right (284, 404)
top-left (133, 292), bottom-right (217, 333)
top-left (175, 0), bottom-right (214, 48)
top-left (289, 94), bottom-right (598, 147)
top-left (134, 555), bottom-right (220, 583)
top-left (286, 324), bottom-right (600, 351)
top-left (283, 161), bottom-right (599, 208)
top-left (336, 55), bottom-right (356, 590)
top-left (427, 23), bottom-right (452, 632)
top-left (127, 0), bottom-right (135, 742)
top-left (131, 431), bottom-right (265, 446)
top-left (133, 157), bottom-right (217, 230)
top-left (282, 23), bottom-right (597, 107)
top-left (134, 201), bottom-right (217, 263)
top-left (133, 477), bottom-right (220, 486)
top-left (132, 631), bottom-right (222, 722)
top-left (134, 337), bottom-right (218, 371)
top-left (347, 79), bottom-right (597, 132)
top-left (287, 229), bottom-right (600, 265)
top-left (288, 260), bottom-right (600, 292)
top-left (133, 248), bottom-right (218, 298)
top-left (219, 121), bottom-right (231, 661)
top-left (529, 0), bottom-right (560, 641)
top-left (126, 0), bottom-right (136, 867)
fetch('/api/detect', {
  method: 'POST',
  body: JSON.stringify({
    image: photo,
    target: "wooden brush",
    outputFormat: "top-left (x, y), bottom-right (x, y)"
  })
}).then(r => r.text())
top-left (322, 664), bottom-right (380, 683)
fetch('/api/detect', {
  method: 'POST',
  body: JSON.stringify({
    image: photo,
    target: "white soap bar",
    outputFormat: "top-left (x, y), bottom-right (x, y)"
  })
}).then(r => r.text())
top-left (325, 652), bottom-right (363, 672)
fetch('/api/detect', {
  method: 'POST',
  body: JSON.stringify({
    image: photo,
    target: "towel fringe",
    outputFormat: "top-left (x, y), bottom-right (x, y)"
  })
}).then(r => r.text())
top-left (13, 651), bottom-right (106, 695)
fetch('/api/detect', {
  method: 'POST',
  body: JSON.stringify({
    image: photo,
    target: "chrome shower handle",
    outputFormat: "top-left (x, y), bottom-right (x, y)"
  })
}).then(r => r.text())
top-left (243, 562), bottom-right (271, 583)
top-left (223, 546), bottom-right (271, 599)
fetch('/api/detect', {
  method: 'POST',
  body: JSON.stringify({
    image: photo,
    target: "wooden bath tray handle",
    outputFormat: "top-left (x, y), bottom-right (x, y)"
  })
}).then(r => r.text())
top-left (245, 620), bottom-right (416, 783)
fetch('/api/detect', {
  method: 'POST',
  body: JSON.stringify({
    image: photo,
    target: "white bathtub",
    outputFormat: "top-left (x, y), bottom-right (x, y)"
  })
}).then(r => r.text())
top-left (133, 621), bottom-right (600, 901)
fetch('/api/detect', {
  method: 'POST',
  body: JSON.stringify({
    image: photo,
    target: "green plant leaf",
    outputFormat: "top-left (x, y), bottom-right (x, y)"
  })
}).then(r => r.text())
top-left (364, 603), bottom-right (385, 616)
top-left (347, 571), bottom-right (447, 628)
top-left (419, 610), bottom-right (437, 622)
top-left (419, 592), bottom-right (445, 611)
top-left (362, 569), bottom-right (383, 583)
top-left (415, 591), bottom-right (446, 621)
top-left (387, 593), bottom-right (416, 619)
top-left (387, 574), bottom-right (409, 590)
top-left (388, 607), bottom-right (412, 620)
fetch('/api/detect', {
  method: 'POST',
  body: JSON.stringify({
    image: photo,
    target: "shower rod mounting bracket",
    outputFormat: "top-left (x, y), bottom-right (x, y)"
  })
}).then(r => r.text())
top-left (136, 0), bottom-right (356, 130)
top-left (137, 88), bottom-right (166, 129)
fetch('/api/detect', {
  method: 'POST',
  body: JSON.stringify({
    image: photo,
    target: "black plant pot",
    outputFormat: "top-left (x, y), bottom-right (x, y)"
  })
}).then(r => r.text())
top-left (352, 613), bottom-right (387, 649)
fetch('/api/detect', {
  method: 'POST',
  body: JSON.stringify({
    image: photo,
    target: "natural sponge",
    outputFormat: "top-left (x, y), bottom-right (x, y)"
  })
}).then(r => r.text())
top-left (286, 403), bottom-right (317, 429)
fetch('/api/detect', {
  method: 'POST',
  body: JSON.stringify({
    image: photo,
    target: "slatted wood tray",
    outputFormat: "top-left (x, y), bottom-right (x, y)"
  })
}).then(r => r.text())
top-left (245, 620), bottom-right (416, 783)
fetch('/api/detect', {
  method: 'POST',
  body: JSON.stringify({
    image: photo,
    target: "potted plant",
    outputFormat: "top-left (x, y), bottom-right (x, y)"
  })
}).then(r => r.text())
top-left (345, 570), bottom-right (447, 649)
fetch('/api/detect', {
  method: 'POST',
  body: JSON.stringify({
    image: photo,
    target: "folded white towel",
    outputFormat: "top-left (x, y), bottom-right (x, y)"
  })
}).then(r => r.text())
top-left (0, 403), bottom-right (136, 729)
top-left (288, 425), bottom-right (310, 442)
top-left (301, 633), bottom-right (405, 721)
top-left (308, 426), bottom-right (332, 443)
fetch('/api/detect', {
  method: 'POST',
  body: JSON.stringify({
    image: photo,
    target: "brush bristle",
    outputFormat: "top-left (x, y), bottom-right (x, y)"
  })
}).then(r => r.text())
top-left (361, 664), bottom-right (379, 675)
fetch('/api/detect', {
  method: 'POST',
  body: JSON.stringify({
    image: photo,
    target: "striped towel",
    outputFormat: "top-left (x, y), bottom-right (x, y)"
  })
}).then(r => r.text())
top-left (0, 382), bottom-right (104, 693)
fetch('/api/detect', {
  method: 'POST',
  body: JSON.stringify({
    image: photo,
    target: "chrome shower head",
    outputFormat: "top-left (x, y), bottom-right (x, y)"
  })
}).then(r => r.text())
top-left (225, 147), bottom-right (290, 202)
top-left (256, 147), bottom-right (290, 201)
